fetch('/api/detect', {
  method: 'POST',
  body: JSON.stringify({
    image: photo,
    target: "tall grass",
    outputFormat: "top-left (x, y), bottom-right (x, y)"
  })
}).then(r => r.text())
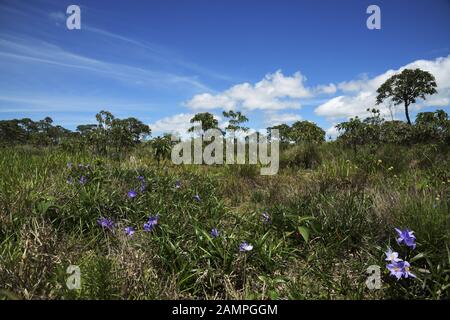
top-left (0, 143), bottom-right (448, 299)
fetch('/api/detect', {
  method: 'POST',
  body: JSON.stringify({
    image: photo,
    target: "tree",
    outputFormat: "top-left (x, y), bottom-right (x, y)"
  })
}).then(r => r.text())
top-left (95, 110), bottom-right (115, 130)
top-left (151, 134), bottom-right (173, 164)
top-left (361, 108), bottom-right (384, 144)
top-left (336, 117), bottom-right (366, 154)
top-left (121, 117), bottom-right (151, 143)
top-left (75, 124), bottom-right (97, 150)
top-left (18, 118), bottom-right (38, 141)
top-left (379, 120), bottom-right (413, 145)
top-left (48, 125), bottom-right (71, 144)
top-left (109, 117), bottom-right (151, 153)
top-left (77, 124), bottom-right (97, 136)
top-left (290, 121), bottom-right (325, 144)
top-left (222, 110), bottom-right (249, 134)
top-left (376, 68), bottom-right (437, 125)
top-left (0, 120), bottom-right (26, 145)
top-left (188, 112), bottom-right (221, 135)
top-left (267, 123), bottom-right (291, 144)
top-left (94, 110), bottom-right (115, 154)
top-left (414, 109), bottom-right (449, 144)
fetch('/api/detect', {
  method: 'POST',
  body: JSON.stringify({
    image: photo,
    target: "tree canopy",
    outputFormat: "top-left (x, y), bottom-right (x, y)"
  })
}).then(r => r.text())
top-left (267, 121), bottom-right (325, 144)
top-left (376, 68), bottom-right (437, 125)
top-left (222, 110), bottom-right (249, 134)
top-left (188, 112), bottom-right (221, 134)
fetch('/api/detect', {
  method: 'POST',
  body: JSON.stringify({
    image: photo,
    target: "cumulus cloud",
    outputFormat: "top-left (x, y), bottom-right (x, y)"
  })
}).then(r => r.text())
top-left (185, 70), bottom-right (312, 111)
top-left (315, 92), bottom-right (376, 119)
top-left (149, 113), bottom-right (195, 136)
top-left (315, 83), bottom-right (337, 95)
top-left (264, 112), bottom-right (302, 127)
top-left (325, 125), bottom-right (340, 140)
top-left (315, 55), bottom-right (450, 121)
top-left (149, 113), bottom-right (225, 137)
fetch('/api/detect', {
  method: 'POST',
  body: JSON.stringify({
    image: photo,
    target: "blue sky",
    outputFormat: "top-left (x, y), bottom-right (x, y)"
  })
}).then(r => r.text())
top-left (0, 0), bottom-right (449, 137)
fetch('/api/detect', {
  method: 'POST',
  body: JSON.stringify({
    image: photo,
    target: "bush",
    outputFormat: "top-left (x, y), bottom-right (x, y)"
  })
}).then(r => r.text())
top-left (280, 143), bottom-right (322, 169)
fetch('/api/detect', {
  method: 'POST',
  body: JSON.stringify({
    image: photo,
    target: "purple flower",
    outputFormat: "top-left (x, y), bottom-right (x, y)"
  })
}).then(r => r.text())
top-left (124, 226), bottom-right (135, 237)
top-left (386, 262), bottom-right (404, 280)
top-left (127, 189), bottom-right (137, 198)
top-left (97, 217), bottom-right (115, 230)
top-left (385, 248), bottom-right (402, 263)
top-left (137, 176), bottom-right (146, 191)
top-left (66, 177), bottom-right (73, 184)
top-left (78, 163), bottom-right (84, 168)
top-left (79, 176), bottom-right (87, 185)
top-left (387, 260), bottom-right (416, 280)
top-left (395, 228), bottom-right (416, 249)
top-left (211, 228), bottom-right (219, 238)
top-left (193, 194), bottom-right (201, 202)
top-left (144, 215), bottom-right (159, 232)
top-left (67, 162), bottom-right (73, 169)
top-left (239, 242), bottom-right (253, 252)
top-left (400, 261), bottom-right (416, 279)
top-left (175, 181), bottom-right (182, 189)
top-left (262, 211), bottom-right (270, 223)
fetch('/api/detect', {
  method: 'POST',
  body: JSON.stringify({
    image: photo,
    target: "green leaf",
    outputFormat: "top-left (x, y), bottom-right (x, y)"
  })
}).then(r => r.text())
top-left (410, 252), bottom-right (426, 262)
top-left (297, 226), bottom-right (310, 243)
top-left (297, 216), bottom-right (316, 223)
top-left (269, 290), bottom-right (279, 300)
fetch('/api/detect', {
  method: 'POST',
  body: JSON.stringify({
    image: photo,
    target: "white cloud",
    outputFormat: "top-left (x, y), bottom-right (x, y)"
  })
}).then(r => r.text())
top-left (264, 112), bottom-right (302, 126)
top-left (325, 125), bottom-right (340, 140)
top-left (315, 55), bottom-right (450, 121)
top-left (315, 83), bottom-right (337, 94)
top-left (186, 70), bottom-right (312, 111)
top-left (422, 97), bottom-right (449, 107)
top-left (315, 92), bottom-right (378, 120)
top-left (149, 113), bottom-right (226, 137)
top-left (149, 113), bottom-right (195, 136)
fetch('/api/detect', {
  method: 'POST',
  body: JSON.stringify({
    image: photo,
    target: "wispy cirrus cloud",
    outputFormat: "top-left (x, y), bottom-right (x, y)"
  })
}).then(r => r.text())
top-left (47, 9), bottom-right (232, 82)
top-left (0, 94), bottom-right (159, 114)
top-left (0, 34), bottom-right (211, 91)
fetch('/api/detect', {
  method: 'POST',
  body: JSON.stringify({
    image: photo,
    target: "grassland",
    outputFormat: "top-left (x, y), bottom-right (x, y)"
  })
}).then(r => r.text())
top-left (0, 142), bottom-right (449, 300)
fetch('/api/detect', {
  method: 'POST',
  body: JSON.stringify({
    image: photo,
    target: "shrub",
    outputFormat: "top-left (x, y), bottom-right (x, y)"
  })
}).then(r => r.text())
top-left (280, 143), bottom-right (322, 170)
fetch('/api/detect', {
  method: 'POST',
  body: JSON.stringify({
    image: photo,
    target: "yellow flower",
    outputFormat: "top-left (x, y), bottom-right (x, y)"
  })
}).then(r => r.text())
top-left (388, 166), bottom-right (394, 171)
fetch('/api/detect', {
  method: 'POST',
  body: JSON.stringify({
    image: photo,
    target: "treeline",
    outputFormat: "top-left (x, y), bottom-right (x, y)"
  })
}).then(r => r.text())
top-left (1, 69), bottom-right (448, 156)
top-left (1, 107), bottom-right (448, 150)
top-left (336, 108), bottom-right (449, 153)
top-left (0, 110), bottom-right (151, 154)
top-left (0, 116), bottom-right (71, 146)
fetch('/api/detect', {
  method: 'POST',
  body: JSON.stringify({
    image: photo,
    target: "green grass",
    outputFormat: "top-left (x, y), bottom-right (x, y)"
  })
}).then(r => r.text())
top-left (0, 143), bottom-right (449, 299)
